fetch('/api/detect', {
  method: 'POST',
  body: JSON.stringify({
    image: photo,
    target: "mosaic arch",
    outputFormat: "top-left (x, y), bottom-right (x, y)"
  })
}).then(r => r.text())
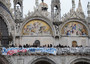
top-left (61, 22), bottom-right (88, 36)
top-left (22, 20), bottom-right (52, 35)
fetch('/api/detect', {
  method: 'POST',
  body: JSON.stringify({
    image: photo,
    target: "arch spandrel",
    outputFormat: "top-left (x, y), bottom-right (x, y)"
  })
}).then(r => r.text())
top-left (22, 20), bottom-right (52, 36)
top-left (61, 21), bottom-right (88, 36)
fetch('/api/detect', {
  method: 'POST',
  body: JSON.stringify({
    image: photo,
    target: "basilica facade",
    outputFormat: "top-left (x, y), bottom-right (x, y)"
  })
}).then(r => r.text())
top-left (0, 0), bottom-right (90, 64)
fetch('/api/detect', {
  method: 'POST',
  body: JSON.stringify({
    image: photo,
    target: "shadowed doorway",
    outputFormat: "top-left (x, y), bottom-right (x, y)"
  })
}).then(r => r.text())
top-left (31, 57), bottom-right (56, 64)
top-left (33, 40), bottom-right (40, 47)
top-left (35, 61), bottom-right (51, 64)
top-left (0, 16), bottom-right (9, 47)
top-left (75, 62), bottom-right (89, 64)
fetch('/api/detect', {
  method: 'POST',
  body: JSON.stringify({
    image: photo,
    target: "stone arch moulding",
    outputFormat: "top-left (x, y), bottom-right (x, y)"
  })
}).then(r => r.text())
top-left (0, 55), bottom-right (10, 64)
top-left (29, 57), bottom-right (56, 64)
top-left (0, 14), bottom-right (11, 35)
top-left (70, 58), bottom-right (90, 64)
top-left (20, 16), bottom-right (54, 36)
top-left (0, 1), bottom-right (13, 18)
top-left (0, 6), bottom-right (15, 35)
top-left (60, 19), bottom-right (89, 36)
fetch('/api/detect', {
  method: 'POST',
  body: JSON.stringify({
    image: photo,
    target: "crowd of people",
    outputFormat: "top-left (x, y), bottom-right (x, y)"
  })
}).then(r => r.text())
top-left (10, 44), bottom-right (53, 48)
top-left (10, 44), bottom-right (85, 48)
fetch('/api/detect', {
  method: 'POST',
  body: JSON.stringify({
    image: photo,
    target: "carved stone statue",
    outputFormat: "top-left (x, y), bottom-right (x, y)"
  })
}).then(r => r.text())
top-left (16, 5), bottom-right (22, 20)
top-left (55, 25), bottom-right (59, 35)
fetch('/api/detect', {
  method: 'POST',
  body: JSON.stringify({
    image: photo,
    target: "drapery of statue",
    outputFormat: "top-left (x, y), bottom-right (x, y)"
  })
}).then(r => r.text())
top-left (22, 20), bottom-right (52, 35)
top-left (61, 22), bottom-right (88, 36)
top-left (16, 4), bottom-right (22, 20)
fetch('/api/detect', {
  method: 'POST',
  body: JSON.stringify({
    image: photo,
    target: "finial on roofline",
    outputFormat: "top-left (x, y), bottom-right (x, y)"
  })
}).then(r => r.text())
top-left (72, 0), bottom-right (75, 10)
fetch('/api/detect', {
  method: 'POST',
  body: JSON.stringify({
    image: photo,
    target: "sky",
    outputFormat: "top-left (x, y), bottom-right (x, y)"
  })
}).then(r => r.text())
top-left (10, 0), bottom-right (90, 17)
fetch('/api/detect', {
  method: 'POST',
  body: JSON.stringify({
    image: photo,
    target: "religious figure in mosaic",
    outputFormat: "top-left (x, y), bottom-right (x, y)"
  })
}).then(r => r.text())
top-left (22, 20), bottom-right (52, 35)
top-left (62, 22), bottom-right (88, 36)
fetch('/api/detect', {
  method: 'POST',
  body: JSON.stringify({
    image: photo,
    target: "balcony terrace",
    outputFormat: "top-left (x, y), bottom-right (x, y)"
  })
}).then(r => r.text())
top-left (1, 46), bottom-right (90, 56)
